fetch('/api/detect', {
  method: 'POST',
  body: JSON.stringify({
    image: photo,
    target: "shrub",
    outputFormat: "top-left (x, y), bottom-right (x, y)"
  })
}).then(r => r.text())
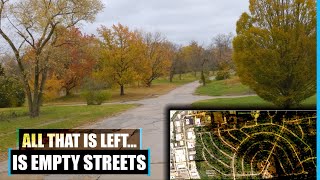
top-left (0, 77), bottom-right (25, 108)
top-left (82, 90), bottom-right (111, 105)
top-left (215, 70), bottom-right (230, 80)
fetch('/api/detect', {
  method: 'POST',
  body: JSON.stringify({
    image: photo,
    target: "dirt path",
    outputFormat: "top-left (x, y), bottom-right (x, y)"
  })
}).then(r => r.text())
top-left (0, 81), bottom-right (256, 180)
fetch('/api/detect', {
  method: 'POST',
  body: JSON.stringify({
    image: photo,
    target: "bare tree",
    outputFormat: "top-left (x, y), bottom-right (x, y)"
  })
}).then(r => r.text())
top-left (211, 33), bottom-right (233, 70)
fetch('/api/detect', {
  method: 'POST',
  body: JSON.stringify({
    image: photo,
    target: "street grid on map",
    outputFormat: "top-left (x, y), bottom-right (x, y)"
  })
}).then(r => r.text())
top-left (170, 110), bottom-right (316, 180)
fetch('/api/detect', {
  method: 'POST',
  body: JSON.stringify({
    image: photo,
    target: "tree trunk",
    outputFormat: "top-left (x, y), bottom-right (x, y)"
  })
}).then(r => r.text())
top-left (194, 71), bottom-right (197, 77)
top-left (66, 90), bottom-right (71, 96)
top-left (30, 101), bottom-right (40, 117)
top-left (144, 77), bottom-right (153, 87)
top-left (146, 81), bottom-right (152, 87)
top-left (29, 92), bottom-right (44, 117)
top-left (201, 70), bottom-right (206, 86)
top-left (22, 77), bottom-right (41, 118)
top-left (32, 57), bottom-right (40, 116)
top-left (26, 86), bottom-right (33, 117)
top-left (120, 85), bottom-right (124, 96)
top-left (28, 91), bottom-right (41, 118)
top-left (179, 73), bottom-right (182, 80)
top-left (66, 88), bottom-right (71, 96)
top-left (169, 73), bottom-right (174, 82)
top-left (29, 63), bottom-right (48, 118)
top-left (21, 72), bottom-right (35, 118)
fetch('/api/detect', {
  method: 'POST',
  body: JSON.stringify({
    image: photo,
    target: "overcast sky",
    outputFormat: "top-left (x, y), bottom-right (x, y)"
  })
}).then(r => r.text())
top-left (81, 0), bottom-right (249, 46)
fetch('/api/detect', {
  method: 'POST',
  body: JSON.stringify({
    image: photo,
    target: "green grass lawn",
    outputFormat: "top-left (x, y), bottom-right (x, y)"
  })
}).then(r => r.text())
top-left (195, 76), bottom-right (253, 96)
top-left (192, 95), bottom-right (316, 109)
top-left (0, 104), bottom-right (137, 155)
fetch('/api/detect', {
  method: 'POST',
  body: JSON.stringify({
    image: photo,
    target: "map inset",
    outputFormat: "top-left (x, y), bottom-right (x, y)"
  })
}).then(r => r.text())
top-left (170, 110), bottom-right (316, 179)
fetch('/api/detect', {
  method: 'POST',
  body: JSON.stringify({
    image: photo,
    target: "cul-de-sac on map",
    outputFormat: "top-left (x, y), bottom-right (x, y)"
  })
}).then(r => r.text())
top-left (170, 110), bottom-right (316, 179)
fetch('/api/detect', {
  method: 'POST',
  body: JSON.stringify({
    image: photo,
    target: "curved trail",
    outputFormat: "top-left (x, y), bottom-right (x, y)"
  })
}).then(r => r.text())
top-left (0, 81), bottom-right (256, 180)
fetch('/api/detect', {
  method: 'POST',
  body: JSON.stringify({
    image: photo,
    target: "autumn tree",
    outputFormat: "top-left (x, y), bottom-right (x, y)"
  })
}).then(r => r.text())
top-left (140, 32), bottom-right (173, 87)
top-left (233, 0), bottom-right (316, 108)
top-left (180, 41), bottom-right (203, 77)
top-left (54, 27), bottom-right (98, 96)
top-left (179, 41), bottom-right (211, 84)
top-left (98, 24), bottom-right (144, 96)
top-left (0, 0), bottom-right (103, 117)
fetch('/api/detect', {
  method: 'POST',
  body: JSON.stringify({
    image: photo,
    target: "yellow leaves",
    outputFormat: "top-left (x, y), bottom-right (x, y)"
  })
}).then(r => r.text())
top-left (236, 13), bottom-right (252, 34)
top-left (97, 25), bottom-right (174, 88)
top-left (43, 74), bottom-right (63, 101)
top-left (247, 0), bottom-right (316, 32)
top-left (138, 34), bottom-right (174, 86)
top-left (233, 0), bottom-right (316, 107)
top-left (98, 23), bottom-right (144, 88)
top-left (9, 0), bottom-right (103, 37)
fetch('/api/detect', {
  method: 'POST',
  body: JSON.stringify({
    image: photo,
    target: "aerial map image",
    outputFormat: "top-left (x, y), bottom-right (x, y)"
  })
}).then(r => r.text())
top-left (169, 110), bottom-right (316, 179)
